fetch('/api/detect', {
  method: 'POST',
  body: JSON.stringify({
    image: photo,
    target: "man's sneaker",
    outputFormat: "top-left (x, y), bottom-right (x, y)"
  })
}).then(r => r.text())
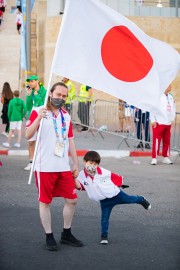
top-left (2, 142), bottom-right (10, 148)
top-left (46, 234), bottom-right (58, 251)
top-left (162, 157), bottom-right (173, 164)
top-left (81, 127), bottom-right (88, 132)
top-left (136, 142), bottom-right (144, 148)
top-left (151, 158), bottom-right (157, 165)
top-left (145, 143), bottom-right (151, 149)
top-left (24, 163), bottom-right (32, 171)
top-left (100, 236), bottom-right (108, 244)
top-left (141, 197), bottom-right (151, 210)
top-left (60, 232), bottom-right (83, 247)
top-left (14, 143), bottom-right (20, 148)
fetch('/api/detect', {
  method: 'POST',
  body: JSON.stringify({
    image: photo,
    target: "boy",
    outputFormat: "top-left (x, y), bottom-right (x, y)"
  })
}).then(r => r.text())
top-left (75, 151), bottom-right (151, 244)
top-left (3, 90), bottom-right (26, 148)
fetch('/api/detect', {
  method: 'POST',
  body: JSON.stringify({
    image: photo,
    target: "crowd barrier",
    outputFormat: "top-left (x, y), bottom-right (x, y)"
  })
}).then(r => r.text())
top-left (69, 97), bottom-right (180, 153)
top-left (20, 89), bottom-right (180, 153)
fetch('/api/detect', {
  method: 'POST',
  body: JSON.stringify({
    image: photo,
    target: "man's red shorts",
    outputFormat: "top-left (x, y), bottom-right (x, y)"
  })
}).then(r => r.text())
top-left (35, 171), bottom-right (77, 204)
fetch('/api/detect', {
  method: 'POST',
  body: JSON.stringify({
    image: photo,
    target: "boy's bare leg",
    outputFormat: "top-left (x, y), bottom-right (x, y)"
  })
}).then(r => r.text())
top-left (7, 130), bottom-right (13, 144)
top-left (17, 130), bottom-right (21, 144)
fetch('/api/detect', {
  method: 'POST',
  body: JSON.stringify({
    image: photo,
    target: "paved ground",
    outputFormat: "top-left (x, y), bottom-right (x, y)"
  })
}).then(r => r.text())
top-left (0, 153), bottom-right (180, 270)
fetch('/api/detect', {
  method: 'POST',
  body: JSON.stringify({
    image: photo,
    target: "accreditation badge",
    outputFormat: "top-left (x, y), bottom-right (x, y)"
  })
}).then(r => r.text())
top-left (54, 141), bottom-right (65, 157)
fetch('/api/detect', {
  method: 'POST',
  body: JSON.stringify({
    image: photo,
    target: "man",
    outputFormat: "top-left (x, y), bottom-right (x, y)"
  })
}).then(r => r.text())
top-left (150, 84), bottom-right (176, 165)
top-left (24, 75), bottom-right (46, 171)
top-left (25, 82), bottom-right (83, 251)
top-left (135, 109), bottom-right (151, 149)
top-left (78, 84), bottom-right (93, 131)
top-left (62, 77), bottom-right (76, 114)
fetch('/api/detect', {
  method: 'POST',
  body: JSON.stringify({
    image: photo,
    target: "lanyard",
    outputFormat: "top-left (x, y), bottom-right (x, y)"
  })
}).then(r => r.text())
top-left (52, 110), bottom-right (66, 141)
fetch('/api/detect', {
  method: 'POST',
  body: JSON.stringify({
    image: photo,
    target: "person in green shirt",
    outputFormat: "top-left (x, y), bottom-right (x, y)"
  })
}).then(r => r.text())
top-left (24, 75), bottom-right (47, 171)
top-left (2, 90), bottom-right (26, 148)
top-left (26, 75), bottom-right (47, 117)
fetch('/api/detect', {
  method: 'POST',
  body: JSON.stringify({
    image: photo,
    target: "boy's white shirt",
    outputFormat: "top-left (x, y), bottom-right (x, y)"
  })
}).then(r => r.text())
top-left (77, 167), bottom-right (122, 202)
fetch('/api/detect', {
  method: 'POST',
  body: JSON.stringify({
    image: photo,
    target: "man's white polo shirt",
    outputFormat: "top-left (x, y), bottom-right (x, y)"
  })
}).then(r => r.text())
top-left (26, 106), bottom-right (73, 172)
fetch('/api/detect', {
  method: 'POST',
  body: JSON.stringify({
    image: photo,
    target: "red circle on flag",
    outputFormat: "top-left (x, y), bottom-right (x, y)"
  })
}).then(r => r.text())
top-left (101, 26), bottom-right (153, 82)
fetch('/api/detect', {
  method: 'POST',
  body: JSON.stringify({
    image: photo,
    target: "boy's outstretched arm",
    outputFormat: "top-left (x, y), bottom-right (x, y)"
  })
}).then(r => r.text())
top-left (111, 173), bottom-right (129, 188)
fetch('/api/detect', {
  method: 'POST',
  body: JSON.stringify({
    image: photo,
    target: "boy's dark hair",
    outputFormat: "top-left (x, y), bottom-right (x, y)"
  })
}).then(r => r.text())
top-left (14, 90), bottom-right (20, 97)
top-left (83, 151), bottom-right (101, 164)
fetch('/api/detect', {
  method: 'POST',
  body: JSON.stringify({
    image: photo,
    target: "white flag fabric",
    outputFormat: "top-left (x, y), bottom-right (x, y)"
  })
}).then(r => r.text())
top-left (51, 0), bottom-right (180, 112)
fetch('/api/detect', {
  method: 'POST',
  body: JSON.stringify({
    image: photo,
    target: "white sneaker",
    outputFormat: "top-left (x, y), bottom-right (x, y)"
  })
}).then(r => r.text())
top-left (100, 236), bottom-right (108, 244)
top-left (3, 142), bottom-right (10, 148)
top-left (14, 143), bottom-right (20, 148)
top-left (162, 157), bottom-right (173, 164)
top-left (24, 163), bottom-right (32, 171)
top-left (151, 158), bottom-right (157, 165)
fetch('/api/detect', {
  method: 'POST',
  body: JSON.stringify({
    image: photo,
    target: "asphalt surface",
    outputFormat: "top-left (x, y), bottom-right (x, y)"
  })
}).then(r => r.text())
top-left (0, 154), bottom-right (180, 270)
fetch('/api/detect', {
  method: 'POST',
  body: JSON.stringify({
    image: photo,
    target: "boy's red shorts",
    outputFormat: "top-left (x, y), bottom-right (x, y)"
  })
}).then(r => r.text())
top-left (34, 171), bottom-right (77, 204)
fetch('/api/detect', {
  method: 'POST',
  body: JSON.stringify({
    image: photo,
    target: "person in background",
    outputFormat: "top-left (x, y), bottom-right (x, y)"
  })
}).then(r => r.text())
top-left (24, 75), bottom-right (46, 171)
top-left (123, 102), bottom-right (135, 133)
top-left (62, 78), bottom-right (76, 114)
top-left (0, 8), bottom-right (3, 29)
top-left (1, 82), bottom-right (13, 137)
top-left (0, 0), bottom-right (7, 20)
top-left (134, 109), bottom-right (151, 149)
top-left (150, 84), bottom-right (176, 165)
top-left (16, 8), bottom-right (22, 34)
top-left (75, 151), bottom-right (151, 245)
top-left (16, 0), bottom-right (22, 12)
top-left (78, 84), bottom-right (93, 131)
top-left (25, 82), bottom-right (83, 251)
top-left (115, 99), bottom-right (125, 133)
top-left (3, 90), bottom-right (26, 148)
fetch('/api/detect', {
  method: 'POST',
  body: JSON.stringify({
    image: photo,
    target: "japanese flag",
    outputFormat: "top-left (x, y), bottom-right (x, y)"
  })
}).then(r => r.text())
top-left (51, 0), bottom-right (180, 112)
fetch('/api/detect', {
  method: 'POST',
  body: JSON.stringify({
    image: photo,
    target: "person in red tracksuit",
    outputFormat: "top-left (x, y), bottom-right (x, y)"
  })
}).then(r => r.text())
top-left (150, 85), bottom-right (176, 165)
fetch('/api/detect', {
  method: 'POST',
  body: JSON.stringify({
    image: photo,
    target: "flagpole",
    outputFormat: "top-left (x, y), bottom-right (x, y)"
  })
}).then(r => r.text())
top-left (28, 72), bottom-right (53, 185)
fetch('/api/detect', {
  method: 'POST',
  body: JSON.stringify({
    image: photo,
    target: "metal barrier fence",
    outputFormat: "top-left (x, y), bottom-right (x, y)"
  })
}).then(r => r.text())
top-left (70, 97), bottom-right (180, 153)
